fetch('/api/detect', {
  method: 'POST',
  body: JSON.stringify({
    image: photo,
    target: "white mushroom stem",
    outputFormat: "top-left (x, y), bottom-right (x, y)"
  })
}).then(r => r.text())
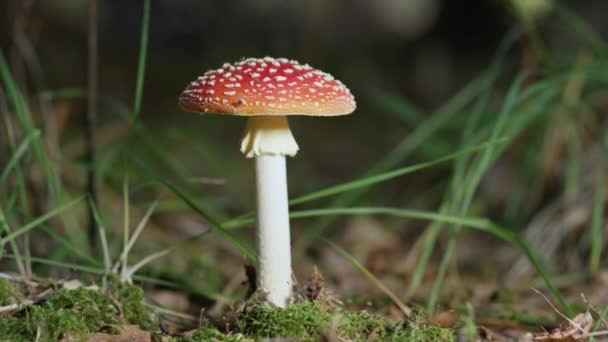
top-left (240, 116), bottom-right (298, 307)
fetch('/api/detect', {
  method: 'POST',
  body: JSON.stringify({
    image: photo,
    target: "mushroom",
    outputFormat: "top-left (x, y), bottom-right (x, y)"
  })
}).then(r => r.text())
top-left (178, 57), bottom-right (356, 307)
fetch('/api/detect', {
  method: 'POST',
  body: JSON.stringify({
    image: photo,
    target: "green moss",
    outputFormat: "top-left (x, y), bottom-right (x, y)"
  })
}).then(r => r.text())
top-left (0, 287), bottom-right (120, 341)
top-left (0, 283), bottom-right (157, 341)
top-left (238, 301), bottom-right (332, 340)
top-left (185, 326), bottom-right (248, 342)
top-left (114, 283), bottom-right (156, 330)
top-left (0, 278), bottom-right (17, 306)
top-left (339, 310), bottom-right (454, 341)
top-left (234, 301), bottom-right (454, 341)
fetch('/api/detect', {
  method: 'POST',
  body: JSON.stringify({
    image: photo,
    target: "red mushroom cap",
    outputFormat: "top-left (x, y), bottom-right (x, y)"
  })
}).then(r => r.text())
top-left (179, 57), bottom-right (356, 116)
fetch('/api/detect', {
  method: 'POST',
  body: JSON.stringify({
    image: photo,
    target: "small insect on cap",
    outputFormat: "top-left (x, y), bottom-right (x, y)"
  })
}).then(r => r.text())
top-left (178, 57), bottom-right (356, 116)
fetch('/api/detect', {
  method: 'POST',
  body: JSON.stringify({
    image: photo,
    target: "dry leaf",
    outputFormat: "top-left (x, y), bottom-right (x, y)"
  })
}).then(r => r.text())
top-left (532, 312), bottom-right (593, 341)
top-left (86, 325), bottom-right (151, 342)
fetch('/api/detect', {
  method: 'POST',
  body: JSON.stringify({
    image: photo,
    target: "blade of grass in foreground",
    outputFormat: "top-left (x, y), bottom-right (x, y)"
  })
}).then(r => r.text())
top-left (589, 152), bottom-right (605, 274)
top-left (222, 138), bottom-right (509, 229)
top-left (295, 30), bottom-right (521, 252)
top-left (123, 0), bottom-right (150, 148)
top-left (427, 73), bottom-right (527, 313)
top-left (0, 129), bottom-right (40, 182)
top-left (289, 207), bottom-right (571, 315)
top-left (297, 71), bottom-right (498, 253)
top-left (0, 207), bottom-right (26, 275)
top-left (128, 151), bottom-right (256, 261)
top-left (406, 60), bottom-right (499, 300)
top-left (325, 239), bottom-right (412, 317)
top-left (0, 51), bottom-right (62, 200)
top-left (88, 197), bottom-right (113, 272)
top-left (0, 195), bottom-right (85, 245)
top-left (39, 225), bottom-right (101, 267)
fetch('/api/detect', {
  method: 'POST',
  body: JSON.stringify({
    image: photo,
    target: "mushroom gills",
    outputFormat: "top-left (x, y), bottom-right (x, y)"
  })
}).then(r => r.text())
top-left (240, 116), bottom-right (299, 158)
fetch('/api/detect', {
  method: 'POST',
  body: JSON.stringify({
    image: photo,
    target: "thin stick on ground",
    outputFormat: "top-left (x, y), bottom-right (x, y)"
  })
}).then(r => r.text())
top-left (532, 288), bottom-right (583, 331)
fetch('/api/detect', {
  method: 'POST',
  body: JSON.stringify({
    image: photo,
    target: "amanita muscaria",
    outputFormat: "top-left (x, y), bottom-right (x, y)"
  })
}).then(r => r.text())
top-left (179, 57), bottom-right (356, 307)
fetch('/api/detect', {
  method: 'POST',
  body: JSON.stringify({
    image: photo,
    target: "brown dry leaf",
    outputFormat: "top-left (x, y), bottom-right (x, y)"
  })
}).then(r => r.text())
top-left (429, 311), bottom-right (459, 329)
top-left (148, 289), bottom-right (190, 312)
top-left (298, 266), bottom-right (325, 301)
top-left (86, 325), bottom-right (151, 342)
top-left (531, 312), bottom-right (593, 341)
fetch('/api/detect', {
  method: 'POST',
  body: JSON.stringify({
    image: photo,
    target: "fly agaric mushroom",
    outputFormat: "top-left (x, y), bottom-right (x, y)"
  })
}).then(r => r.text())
top-left (179, 57), bottom-right (356, 307)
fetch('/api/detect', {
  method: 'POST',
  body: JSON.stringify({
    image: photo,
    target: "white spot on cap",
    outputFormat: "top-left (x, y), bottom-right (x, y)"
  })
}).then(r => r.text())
top-left (283, 69), bottom-right (293, 74)
top-left (269, 68), bottom-right (277, 73)
top-left (205, 90), bottom-right (214, 94)
top-left (275, 76), bottom-right (287, 82)
top-left (263, 77), bottom-right (271, 82)
top-left (251, 73), bottom-right (260, 78)
top-left (224, 91), bottom-right (236, 96)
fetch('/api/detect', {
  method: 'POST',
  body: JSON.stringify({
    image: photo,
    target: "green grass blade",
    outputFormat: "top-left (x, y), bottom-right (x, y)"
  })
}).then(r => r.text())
top-left (0, 51), bottom-right (62, 199)
top-left (324, 239), bottom-right (412, 316)
top-left (297, 68), bottom-right (502, 251)
top-left (0, 195), bottom-right (85, 245)
top-left (290, 139), bottom-right (508, 206)
top-left (0, 207), bottom-right (26, 275)
top-left (589, 156), bottom-right (605, 274)
top-left (88, 197), bottom-right (113, 272)
top-left (128, 152), bottom-right (256, 261)
top-left (127, 0), bottom-right (150, 145)
top-left (39, 225), bottom-right (101, 266)
top-left (555, 4), bottom-right (608, 54)
top-left (283, 206), bottom-right (571, 315)
top-left (406, 52), bottom-right (502, 299)
top-left (0, 129), bottom-right (40, 182)
top-left (134, 0), bottom-right (150, 117)
top-left (121, 177), bottom-right (130, 279)
top-left (223, 138), bottom-right (509, 229)
top-left (404, 204), bottom-right (447, 300)
top-left (369, 91), bottom-right (426, 125)
top-left (427, 73), bottom-right (528, 313)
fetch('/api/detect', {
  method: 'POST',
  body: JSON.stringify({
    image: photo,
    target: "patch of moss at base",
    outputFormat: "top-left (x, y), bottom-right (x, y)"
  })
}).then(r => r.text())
top-left (238, 301), bottom-right (332, 340)
top-left (114, 283), bottom-right (156, 331)
top-left (235, 301), bottom-right (454, 341)
top-left (0, 283), bottom-right (157, 341)
top-left (0, 287), bottom-right (120, 341)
